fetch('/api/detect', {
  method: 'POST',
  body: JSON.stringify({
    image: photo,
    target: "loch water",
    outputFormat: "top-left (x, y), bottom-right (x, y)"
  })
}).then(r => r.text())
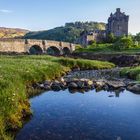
top-left (16, 89), bottom-right (140, 140)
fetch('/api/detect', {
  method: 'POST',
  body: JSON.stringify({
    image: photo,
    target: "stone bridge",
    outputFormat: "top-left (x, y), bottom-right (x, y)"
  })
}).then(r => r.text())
top-left (0, 39), bottom-right (76, 55)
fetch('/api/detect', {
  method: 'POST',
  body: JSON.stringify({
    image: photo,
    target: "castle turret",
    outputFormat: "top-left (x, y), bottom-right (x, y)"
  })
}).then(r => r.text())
top-left (106, 8), bottom-right (129, 37)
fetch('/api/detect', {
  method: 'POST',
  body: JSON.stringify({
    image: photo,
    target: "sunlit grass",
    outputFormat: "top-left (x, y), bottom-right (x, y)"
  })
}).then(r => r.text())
top-left (0, 55), bottom-right (115, 139)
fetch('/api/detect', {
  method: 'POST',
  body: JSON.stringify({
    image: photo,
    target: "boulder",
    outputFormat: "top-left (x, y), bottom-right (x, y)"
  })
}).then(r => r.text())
top-left (95, 80), bottom-right (106, 88)
top-left (51, 81), bottom-right (62, 91)
top-left (127, 84), bottom-right (140, 94)
top-left (68, 82), bottom-right (78, 89)
top-left (107, 81), bottom-right (126, 89)
top-left (51, 84), bottom-right (62, 91)
top-left (76, 81), bottom-right (85, 88)
top-left (44, 85), bottom-right (51, 90)
top-left (44, 80), bottom-right (52, 86)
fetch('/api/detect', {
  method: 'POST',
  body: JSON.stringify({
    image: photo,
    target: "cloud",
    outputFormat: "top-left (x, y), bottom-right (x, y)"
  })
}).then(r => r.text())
top-left (0, 9), bottom-right (13, 14)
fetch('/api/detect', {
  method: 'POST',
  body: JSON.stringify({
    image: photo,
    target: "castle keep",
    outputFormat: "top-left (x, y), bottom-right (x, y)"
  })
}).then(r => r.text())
top-left (106, 8), bottom-right (129, 37)
top-left (79, 8), bottom-right (129, 46)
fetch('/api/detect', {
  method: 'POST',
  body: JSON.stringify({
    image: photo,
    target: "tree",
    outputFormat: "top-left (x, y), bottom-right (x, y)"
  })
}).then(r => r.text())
top-left (106, 33), bottom-right (116, 43)
top-left (134, 32), bottom-right (140, 43)
top-left (113, 36), bottom-right (133, 50)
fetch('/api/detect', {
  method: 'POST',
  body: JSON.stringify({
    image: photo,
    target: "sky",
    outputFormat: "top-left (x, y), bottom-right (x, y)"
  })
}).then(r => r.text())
top-left (0, 0), bottom-right (140, 34)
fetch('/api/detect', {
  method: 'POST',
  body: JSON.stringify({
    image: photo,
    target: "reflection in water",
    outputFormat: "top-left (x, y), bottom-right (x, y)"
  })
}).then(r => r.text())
top-left (16, 90), bottom-right (140, 140)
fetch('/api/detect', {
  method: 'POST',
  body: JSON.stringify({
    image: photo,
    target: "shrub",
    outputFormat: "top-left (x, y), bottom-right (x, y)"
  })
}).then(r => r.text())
top-left (113, 36), bottom-right (134, 50)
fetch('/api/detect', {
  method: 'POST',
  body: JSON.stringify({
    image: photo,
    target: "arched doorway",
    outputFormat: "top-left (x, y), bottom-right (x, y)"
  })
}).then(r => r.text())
top-left (46, 46), bottom-right (61, 56)
top-left (29, 45), bottom-right (43, 54)
top-left (63, 47), bottom-right (71, 55)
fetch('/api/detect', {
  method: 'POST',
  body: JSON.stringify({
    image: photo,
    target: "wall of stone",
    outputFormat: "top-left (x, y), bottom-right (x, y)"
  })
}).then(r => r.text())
top-left (0, 39), bottom-right (76, 54)
top-left (0, 40), bottom-right (26, 53)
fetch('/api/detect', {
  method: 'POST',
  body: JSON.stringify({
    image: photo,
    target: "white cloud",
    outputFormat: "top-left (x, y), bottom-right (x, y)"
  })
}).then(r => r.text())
top-left (0, 9), bottom-right (13, 14)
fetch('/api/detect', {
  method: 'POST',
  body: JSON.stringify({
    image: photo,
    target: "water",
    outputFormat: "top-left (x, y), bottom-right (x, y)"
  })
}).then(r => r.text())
top-left (16, 90), bottom-right (140, 140)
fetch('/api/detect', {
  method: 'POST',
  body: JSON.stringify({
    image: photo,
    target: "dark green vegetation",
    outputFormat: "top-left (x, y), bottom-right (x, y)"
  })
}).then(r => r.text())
top-left (24, 22), bottom-right (105, 43)
top-left (0, 55), bottom-right (115, 139)
top-left (76, 35), bottom-right (140, 54)
top-left (120, 67), bottom-right (140, 81)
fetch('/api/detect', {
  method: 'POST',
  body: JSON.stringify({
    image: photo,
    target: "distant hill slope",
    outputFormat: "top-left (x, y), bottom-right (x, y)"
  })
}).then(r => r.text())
top-left (0, 27), bottom-right (29, 39)
top-left (24, 22), bottom-right (106, 43)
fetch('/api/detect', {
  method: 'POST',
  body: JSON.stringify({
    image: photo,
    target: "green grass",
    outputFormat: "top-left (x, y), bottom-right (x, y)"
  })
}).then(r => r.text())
top-left (75, 43), bottom-right (140, 54)
top-left (0, 55), bottom-right (115, 139)
top-left (120, 66), bottom-right (140, 81)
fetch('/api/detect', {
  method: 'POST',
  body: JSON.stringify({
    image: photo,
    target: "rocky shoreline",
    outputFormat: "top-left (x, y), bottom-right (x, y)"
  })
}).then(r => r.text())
top-left (72, 53), bottom-right (140, 67)
top-left (33, 68), bottom-right (140, 95)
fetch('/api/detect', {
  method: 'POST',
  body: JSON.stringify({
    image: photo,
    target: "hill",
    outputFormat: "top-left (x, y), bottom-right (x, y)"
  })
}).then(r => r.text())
top-left (24, 22), bottom-right (106, 43)
top-left (0, 27), bottom-right (29, 39)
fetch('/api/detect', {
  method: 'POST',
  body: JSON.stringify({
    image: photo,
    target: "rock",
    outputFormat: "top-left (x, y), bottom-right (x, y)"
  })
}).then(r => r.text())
top-left (87, 80), bottom-right (93, 86)
top-left (39, 84), bottom-right (45, 89)
top-left (103, 84), bottom-right (109, 91)
top-left (44, 80), bottom-right (52, 86)
top-left (127, 84), bottom-right (140, 94)
top-left (76, 81), bottom-right (85, 88)
top-left (95, 80), bottom-right (106, 89)
top-left (68, 82), bottom-right (78, 89)
top-left (108, 95), bottom-right (114, 97)
top-left (51, 84), bottom-right (62, 91)
top-left (111, 55), bottom-right (140, 67)
top-left (51, 81), bottom-right (62, 91)
top-left (60, 77), bottom-right (65, 83)
top-left (59, 82), bottom-right (67, 90)
top-left (107, 81), bottom-right (126, 89)
top-left (44, 85), bottom-right (51, 90)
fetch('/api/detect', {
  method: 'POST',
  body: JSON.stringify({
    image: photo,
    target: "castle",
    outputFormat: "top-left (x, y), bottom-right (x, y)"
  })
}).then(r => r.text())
top-left (78, 8), bottom-right (129, 46)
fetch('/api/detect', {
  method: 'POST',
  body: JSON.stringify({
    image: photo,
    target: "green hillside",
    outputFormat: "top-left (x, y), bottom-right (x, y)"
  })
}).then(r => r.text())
top-left (0, 27), bottom-right (29, 39)
top-left (24, 22), bottom-right (106, 43)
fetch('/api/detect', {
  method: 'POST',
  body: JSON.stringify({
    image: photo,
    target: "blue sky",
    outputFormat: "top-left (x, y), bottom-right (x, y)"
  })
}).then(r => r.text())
top-left (0, 0), bottom-right (140, 34)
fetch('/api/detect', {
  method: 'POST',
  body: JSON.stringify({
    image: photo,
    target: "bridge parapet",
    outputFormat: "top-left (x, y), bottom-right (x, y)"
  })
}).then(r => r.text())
top-left (0, 39), bottom-right (77, 54)
top-left (46, 40), bottom-right (61, 47)
top-left (0, 38), bottom-right (25, 43)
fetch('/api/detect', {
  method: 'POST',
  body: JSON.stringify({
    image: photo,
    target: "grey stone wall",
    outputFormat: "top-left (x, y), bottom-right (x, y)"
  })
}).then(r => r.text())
top-left (0, 39), bottom-right (76, 54)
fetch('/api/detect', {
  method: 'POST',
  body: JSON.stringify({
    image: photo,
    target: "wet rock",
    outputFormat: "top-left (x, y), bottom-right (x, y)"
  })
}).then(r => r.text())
top-left (68, 82), bottom-right (78, 89)
top-left (51, 81), bottom-right (62, 91)
top-left (44, 81), bottom-right (52, 86)
top-left (44, 85), bottom-right (51, 90)
top-left (76, 81), bottom-right (85, 88)
top-left (107, 81), bottom-right (126, 89)
top-left (108, 95), bottom-right (114, 97)
top-left (103, 84), bottom-right (109, 91)
top-left (39, 84), bottom-right (45, 89)
top-left (95, 80), bottom-right (106, 89)
top-left (127, 84), bottom-right (140, 94)
top-left (51, 84), bottom-right (62, 91)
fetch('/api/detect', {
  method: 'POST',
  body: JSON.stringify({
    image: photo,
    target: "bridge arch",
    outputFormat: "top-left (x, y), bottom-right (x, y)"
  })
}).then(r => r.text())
top-left (29, 45), bottom-right (43, 54)
top-left (63, 47), bottom-right (71, 55)
top-left (46, 46), bottom-right (61, 56)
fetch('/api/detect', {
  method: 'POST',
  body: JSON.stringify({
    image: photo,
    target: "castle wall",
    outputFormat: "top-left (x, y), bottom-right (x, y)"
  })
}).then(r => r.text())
top-left (107, 8), bottom-right (129, 37)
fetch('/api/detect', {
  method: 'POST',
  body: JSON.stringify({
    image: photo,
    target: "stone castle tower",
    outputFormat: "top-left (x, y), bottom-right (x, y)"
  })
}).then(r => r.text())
top-left (106, 8), bottom-right (129, 37)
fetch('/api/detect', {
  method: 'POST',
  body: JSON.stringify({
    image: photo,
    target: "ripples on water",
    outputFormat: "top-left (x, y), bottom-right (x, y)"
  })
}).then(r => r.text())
top-left (16, 90), bottom-right (140, 140)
